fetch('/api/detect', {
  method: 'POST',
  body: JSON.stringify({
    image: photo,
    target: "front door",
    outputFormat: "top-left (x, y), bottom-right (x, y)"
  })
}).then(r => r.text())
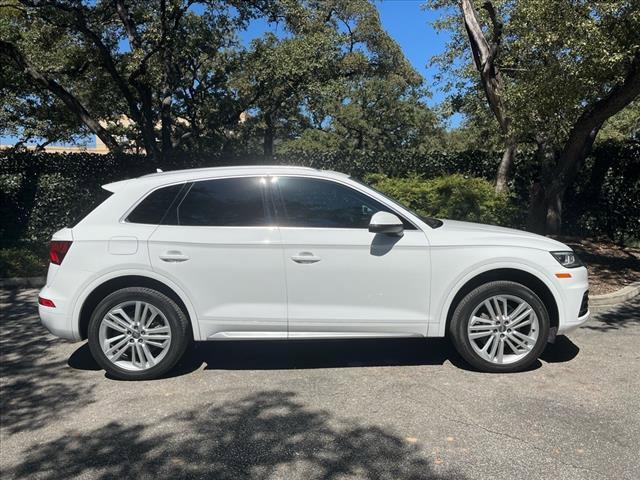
top-left (147, 176), bottom-right (287, 340)
top-left (272, 176), bottom-right (430, 338)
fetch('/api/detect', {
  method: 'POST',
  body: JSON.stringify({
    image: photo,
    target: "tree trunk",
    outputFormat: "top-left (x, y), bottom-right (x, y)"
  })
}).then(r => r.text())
top-left (459, 1), bottom-right (517, 193)
top-left (526, 51), bottom-right (640, 235)
top-left (495, 137), bottom-right (516, 194)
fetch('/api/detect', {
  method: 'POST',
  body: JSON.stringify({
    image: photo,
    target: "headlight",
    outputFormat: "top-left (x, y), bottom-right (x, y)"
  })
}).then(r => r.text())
top-left (550, 251), bottom-right (583, 268)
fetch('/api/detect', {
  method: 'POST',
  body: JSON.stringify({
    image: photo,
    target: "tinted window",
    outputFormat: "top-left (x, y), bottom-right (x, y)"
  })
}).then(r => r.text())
top-left (176, 177), bottom-right (269, 226)
top-left (275, 177), bottom-right (414, 229)
top-left (126, 184), bottom-right (184, 224)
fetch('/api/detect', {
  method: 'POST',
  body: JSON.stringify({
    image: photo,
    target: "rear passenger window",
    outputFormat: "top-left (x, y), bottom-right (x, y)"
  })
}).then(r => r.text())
top-left (126, 184), bottom-right (185, 225)
top-left (176, 177), bottom-right (270, 226)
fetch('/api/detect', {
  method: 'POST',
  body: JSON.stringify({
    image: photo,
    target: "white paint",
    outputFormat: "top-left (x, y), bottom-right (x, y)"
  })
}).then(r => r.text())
top-left (38, 165), bottom-right (589, 344)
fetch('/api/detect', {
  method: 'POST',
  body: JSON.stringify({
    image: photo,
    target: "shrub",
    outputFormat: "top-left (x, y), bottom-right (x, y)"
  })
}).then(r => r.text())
top-left (0, 244), bottom-right (48, 278)
top-left (366, 173), bottom-right (517, 226)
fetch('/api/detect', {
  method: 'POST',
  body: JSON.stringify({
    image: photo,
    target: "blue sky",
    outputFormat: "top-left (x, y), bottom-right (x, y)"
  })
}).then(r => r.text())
top-left (2, 0), bottom-right (455, 146)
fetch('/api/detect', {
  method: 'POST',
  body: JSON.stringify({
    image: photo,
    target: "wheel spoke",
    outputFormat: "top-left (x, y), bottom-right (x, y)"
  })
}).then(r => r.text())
top-left (509, 308), bottom-right (533, 327)
top-left (496, 338), bottom-right (505, 363)
top-left (470, 330), bottom-right (493, 340)
top-left (510, 317), bottom-right (533, 330)
top-left (103, 318), bottom-right (127, 333)
top-left (106, 313), bottom-right (131, 331)
top-left (512, 330), bottom-right (536, 344)
top-left (484, 300), bottom-right (498, 320)
top-left (506, 333), bottom-right (530, 351)
top-left (508, 302), bottom-right (528, 320)
top-left (488, 334), bottom-right (500, 359)
top-left (105, 336), bottom-right (130, 357)
top-left (469, 323), bottom-right (495, 331)
top-left (141, 343), bottom-right (156, 367)
top-left (504, 336), bottom-right (521, 353)
top-left (104, 333), bottom-right (126, 345)
top-left (110, 342), bottom-right (131, 362)
top-left (471, 315), bottom-right (494, 325)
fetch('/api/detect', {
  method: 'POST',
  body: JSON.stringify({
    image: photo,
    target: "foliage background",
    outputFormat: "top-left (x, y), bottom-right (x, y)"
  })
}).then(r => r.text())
top-left (2, 143), bottom-right (638, 251)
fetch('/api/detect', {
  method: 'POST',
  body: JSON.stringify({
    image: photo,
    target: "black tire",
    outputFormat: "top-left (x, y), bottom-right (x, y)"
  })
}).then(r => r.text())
top-left (449, 281), bottom-right (549, 373)
top-left (87, 287), bottom-right (190, 380)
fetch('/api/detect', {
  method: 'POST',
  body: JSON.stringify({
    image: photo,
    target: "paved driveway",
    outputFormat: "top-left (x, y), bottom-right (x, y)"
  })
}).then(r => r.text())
top-left (1, 289), bottom-right (639, 479)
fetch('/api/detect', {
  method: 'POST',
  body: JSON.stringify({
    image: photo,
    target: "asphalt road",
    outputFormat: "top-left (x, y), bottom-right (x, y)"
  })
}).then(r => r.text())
top-left (1, 289), bottom-right (639, 480)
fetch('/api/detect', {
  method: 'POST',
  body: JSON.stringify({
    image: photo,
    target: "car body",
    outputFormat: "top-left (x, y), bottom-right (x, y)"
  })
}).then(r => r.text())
top-left (38, 166), bottom-right (590, 379)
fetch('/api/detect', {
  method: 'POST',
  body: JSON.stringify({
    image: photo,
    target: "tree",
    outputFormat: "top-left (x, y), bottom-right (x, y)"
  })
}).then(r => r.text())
top-left (1, 0), bottom-right (278, 160)
top-left (459, 0), bottom-right (514, 193)
top-left (233, 0), bottom-right (440, 158)
top-left (428, 0), bottom-right (640, 233)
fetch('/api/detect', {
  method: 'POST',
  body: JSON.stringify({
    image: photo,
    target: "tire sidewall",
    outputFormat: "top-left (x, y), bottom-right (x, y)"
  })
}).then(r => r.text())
top-left (87, 287), bottom-right (189, 380)
top-left (451, 281), bottom-right (550, 373)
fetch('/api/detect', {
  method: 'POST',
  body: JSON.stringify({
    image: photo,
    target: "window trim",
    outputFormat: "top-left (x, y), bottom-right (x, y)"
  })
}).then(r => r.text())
top-left (271, 175), bottom-right (419, 231)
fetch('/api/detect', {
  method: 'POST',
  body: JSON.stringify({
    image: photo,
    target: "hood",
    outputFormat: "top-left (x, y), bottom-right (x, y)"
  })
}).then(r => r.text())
top-left (429, 219), bottom-right (569, 251)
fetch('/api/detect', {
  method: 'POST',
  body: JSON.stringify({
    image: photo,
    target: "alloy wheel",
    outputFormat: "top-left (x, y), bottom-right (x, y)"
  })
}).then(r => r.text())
top-left (467, 294), bottom-right (539, 365)
top-left (98, 300), bottom-right (172, 371)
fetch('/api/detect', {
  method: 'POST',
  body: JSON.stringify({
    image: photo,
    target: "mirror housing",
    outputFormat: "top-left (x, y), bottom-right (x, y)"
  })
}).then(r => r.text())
top-left (369, 211), bottom-right (404, 235)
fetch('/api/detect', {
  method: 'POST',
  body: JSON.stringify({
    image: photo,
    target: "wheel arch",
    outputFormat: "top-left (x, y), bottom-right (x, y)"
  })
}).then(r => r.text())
top-left (76, 273), bottom-right (200, 341)
top-left (441, 268), bottom-right (559, 339)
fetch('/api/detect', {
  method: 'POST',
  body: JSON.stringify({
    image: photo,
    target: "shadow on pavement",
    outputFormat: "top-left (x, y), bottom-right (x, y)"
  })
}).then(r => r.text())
top-left (6, 390), bottom-right (464, 480)
top-left (71, 335), bottom-right (551, 379)
top-left (0, 289), bottom-right (96, 434)
top-left (540, 335), bottom-right (580, 363)
top-left (584, 296), bottom-right (640, 332)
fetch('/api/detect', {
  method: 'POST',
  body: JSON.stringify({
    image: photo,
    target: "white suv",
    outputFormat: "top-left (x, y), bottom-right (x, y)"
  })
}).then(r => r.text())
top-left (39, 166), bottom-right (590, 380)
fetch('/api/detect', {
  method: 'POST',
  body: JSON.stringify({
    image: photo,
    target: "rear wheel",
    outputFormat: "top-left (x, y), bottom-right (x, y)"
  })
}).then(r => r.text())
top-left (449, 281), bottom-right (549, 373)
top-left (87, 287), bottom-right (190, 380)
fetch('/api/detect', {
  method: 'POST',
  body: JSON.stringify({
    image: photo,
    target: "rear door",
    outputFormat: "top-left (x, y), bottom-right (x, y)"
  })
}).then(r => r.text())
top-left (273, 175), bottom-right (430, 338)
top-left (144, 176), bottom-right (287, 340)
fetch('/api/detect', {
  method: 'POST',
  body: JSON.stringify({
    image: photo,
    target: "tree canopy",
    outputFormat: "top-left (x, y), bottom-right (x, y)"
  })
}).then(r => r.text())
top-left (1, 0), bottom-right (441, 159)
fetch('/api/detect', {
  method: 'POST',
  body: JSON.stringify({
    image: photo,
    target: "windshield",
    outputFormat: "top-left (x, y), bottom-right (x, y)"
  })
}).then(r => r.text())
top-left (353, 178), bottom-right (443, 229)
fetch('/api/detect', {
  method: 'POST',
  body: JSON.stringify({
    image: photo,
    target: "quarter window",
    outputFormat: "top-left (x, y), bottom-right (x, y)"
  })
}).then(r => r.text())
top-left (176, 177), bottom-right (270, 226)
top-left (275, 177), bottom-right (415, 229)
top-left (126, 184), bottom-right (185, 225)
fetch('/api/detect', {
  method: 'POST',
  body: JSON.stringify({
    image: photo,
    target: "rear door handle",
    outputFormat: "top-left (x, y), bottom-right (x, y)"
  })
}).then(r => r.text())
top-left (159, 251), bottom-right (190, 262)
top-left (291, 252), bottom-right (321, 264)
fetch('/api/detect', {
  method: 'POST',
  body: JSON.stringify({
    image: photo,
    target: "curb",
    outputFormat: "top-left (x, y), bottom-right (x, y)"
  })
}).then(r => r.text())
top-left (589, 281), bottom-right (640, 314)
top-left (0, 276), bottom-right (46, 289)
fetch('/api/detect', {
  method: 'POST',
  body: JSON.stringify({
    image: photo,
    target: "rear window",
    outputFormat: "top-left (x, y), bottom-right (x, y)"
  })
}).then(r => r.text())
top-left (126, 184), bottom-right (185, 225)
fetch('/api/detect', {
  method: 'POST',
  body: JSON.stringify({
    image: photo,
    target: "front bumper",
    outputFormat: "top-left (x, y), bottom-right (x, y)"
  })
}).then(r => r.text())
top-left (556, 267), bottom-right (590, 335)
top-left (557, 309), bottom-right (590, 335)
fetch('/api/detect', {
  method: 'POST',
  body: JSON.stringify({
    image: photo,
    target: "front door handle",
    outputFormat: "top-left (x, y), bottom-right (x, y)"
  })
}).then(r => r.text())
top-left (159, 251), bottom-right (190, 262)
top-left (291, 252), bottom-right (321, 264)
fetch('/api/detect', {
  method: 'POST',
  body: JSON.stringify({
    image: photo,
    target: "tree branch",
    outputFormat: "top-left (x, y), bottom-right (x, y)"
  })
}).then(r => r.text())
top-left (115, 0), bottom-right (142, 50)
top-left (0, 40), bottom-right (121, 152)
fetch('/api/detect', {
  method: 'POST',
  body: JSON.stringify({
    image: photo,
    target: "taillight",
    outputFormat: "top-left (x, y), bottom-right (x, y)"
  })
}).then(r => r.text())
top-left (49, 240), bottom-right (73, 265)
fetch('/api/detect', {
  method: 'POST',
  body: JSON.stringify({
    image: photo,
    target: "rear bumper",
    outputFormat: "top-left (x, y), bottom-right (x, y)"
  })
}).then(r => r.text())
top-left (39, 284), bottom-right (81, 341)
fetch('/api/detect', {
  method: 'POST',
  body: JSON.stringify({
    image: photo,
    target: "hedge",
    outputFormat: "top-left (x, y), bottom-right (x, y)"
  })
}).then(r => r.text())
top-left (1, 141), bottom-right (638, 245)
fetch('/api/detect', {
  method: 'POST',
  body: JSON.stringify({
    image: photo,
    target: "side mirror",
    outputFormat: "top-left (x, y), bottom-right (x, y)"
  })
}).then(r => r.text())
top-left (369, 211), bottom-right (404, 235)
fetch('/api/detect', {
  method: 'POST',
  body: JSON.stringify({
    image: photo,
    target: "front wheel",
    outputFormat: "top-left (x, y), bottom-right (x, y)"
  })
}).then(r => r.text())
top-left (449, 281), bottom-right (549, 373)
top-left (87, 287), bottom-right (190, 380)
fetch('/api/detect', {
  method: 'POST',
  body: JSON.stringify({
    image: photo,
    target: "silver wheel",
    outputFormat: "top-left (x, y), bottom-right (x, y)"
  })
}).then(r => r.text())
top-left (467, 294), bottom-right (539, 365)
top-left (98, 300), bottom-right (172, 371)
